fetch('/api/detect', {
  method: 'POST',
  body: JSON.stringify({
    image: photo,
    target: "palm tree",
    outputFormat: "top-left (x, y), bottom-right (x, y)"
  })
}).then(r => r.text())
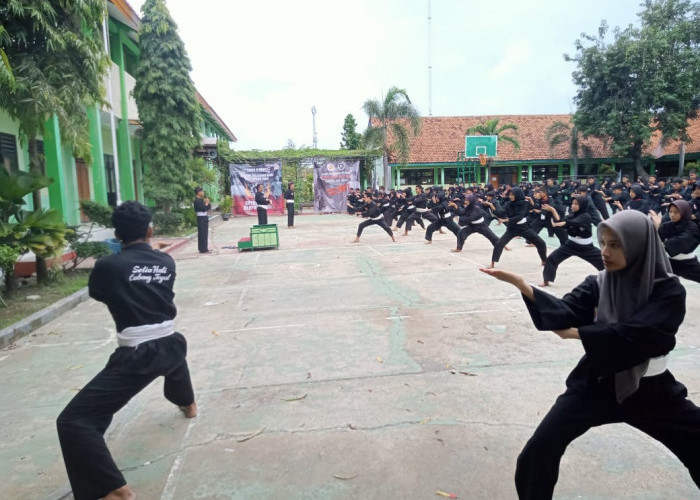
top-left (546, 120), bottom-right (592, 180)
top-left (467, 118), bottom-right (521, 152)
top-left (0, 26), bottom-right (13, 89)
top-left (363, 86), bottom-right (421, 189)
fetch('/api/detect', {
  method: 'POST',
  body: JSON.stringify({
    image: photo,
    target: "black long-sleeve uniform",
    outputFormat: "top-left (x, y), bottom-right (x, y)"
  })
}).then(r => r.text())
top-left (356, 200), bottom-right (394, 238)
top-left (255, 190), bottom-right (271, 224)
top-left (455, 201), bottom-right (499, 250)
top-left (515, 275), bottom-right (700, 499)
top-left (57, 243), bottom-right (194, 500)
top-left (424, 198), bottom-right (460, 241)
top-left (284, 188), bottom-right (295, 227)
top-left (194, 196), bottom-right (211, 253)
top-left (658, 219), bottom-right (700, 282)
top-left (491, 189), bottom-right (548, 263)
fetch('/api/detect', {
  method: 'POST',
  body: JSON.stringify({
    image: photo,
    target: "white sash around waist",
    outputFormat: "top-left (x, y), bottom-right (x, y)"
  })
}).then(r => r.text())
top-left (258, 205), bottom-right (268, 210)
top-left (444, 212), bottom-right (452, 218)
top-left (643, 354), bottom-right (668, 377)
top-left (470, 217), bottom-right (485, 224)
top-left (118, 320), bottom-right (175, 348)
top-left (407, 205), bottom-right (415, 210)
top-left (570, 235), bottom-right (593, 245)
top-left (371, 214), bottom-right (384, 221)
top-left (416, 208), bottom-right (429, 213)
top-left (517, 217), bottom-right (527, 224)
top-left (669, 252), bottom-right (696, 261)
top-left (196, 212), bottom-right (208, 217)
top-left (286, 199), bottom-right (294, 203)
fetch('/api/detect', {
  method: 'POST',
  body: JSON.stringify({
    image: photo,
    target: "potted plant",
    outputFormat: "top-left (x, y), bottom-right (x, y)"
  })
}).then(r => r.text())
top-left (219, 195), bottom-right (233, 221)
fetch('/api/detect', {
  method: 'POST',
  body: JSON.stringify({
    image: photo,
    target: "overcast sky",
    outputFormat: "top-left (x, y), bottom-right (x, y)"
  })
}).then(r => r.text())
top-left (127, 0), bottom-right (646, 151)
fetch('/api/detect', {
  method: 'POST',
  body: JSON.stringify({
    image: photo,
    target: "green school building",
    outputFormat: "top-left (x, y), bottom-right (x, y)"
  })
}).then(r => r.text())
top-left (0, 0), bottom-right (235, 226)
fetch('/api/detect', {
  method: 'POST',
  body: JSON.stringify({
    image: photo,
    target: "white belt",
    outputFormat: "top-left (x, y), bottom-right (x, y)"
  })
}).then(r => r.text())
top-left (416, 208), bottom-right (428, 213)
top-left (570, 236), bottom-right (593, 245)
top-left (118, 320), bottom-right (175, 348)
top-left (444, 212), bottom-right (452, 218)
top-left (371, 214), bottom-right (384, 221)
top-left (540, 214), bottom-right (546, 220)
top-left (407, 205), bottom-right (415, 209)
top-left (196, 212), bottom-right (208, 217)
top-left (258, 205), bottom-right (268, 210)
top-left (517, 217), bottom-right (527, 224)
top-left (669, 252), bottom-right (696, 261)
top-left (643, 354), bottom-right (668, 377)
top-left (470, 217), bottom-right (485, 224)
top-left (286, 199), bottom-right (294, 203)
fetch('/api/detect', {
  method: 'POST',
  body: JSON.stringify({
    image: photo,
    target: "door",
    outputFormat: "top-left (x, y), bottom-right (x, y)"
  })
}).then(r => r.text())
top-left (75, 159), bottom-right (91, 222)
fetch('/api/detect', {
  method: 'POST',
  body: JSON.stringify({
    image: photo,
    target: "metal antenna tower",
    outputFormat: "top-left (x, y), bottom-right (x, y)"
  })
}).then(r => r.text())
top-left (428, 0), bottom-right (432, 116)
top-left (311, 106), bottom-right (318, 149)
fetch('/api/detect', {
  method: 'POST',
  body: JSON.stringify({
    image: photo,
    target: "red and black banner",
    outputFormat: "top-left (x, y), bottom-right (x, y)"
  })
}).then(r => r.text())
top-left (313, 159), bottom-right (360, 212)
top-left (229, 162), bottom-right (284, 216)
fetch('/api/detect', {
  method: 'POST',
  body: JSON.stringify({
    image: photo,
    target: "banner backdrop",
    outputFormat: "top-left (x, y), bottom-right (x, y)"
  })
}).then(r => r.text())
top-left (229, 162), bottom-right (284, 216)
top-left (313, 159), bottom-right (360, 212)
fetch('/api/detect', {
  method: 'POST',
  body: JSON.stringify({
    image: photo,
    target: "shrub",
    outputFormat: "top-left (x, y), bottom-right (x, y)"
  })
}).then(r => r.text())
top-left (177, 206), bottom-right (196, 227)
top-left (152, 212), bottom-right (184, 234)
top-left (80, 200), bottom-right (114, 227)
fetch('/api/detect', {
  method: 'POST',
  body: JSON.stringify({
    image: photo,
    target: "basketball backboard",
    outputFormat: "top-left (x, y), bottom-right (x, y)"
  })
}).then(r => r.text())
top-left (465, 135), bottom-right (497, 158)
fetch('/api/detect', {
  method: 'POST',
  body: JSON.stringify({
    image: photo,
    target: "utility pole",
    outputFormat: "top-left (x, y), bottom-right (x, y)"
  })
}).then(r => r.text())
top-left (311, 106), bottom-right (318, 149)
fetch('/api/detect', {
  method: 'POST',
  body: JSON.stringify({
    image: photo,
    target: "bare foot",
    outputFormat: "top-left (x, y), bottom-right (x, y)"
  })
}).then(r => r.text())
top-left (103, 484), bottom-right (136, 500)
top-left (402, 232), bottom-right (409, 237)
top-left (486, 262), bottom-right (495, 269)
top-left (425, 240), bottom-right (432, 244)
top-left (539, 281), bottom-right (550, 287)
top-left (392, 226), bottom-right (399, 231)
top-left (505, 246), bottom-right (512, 251)
top-left (439, 230), bottom-right (445, 234)
top-left (391, 236), bottom-right (396, 242)
top-left (179, 402), bottom-right (197, 418)
top-left (351, 237), bottom-right (360, 243)
top-left (451, 249), bottom-right (462, 253)
top-left (540, 261), bottom-right (547, 266)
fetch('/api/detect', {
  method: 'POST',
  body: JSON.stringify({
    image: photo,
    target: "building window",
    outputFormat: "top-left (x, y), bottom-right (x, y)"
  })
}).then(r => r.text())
top-left (104, 154), bottom-right (118, 206)
top-left (0, 132), bottom-right (19, 173)
top-left (403, 168), bottom-right (434, 186)
top-left (531, 165), bottom-right (559, 183)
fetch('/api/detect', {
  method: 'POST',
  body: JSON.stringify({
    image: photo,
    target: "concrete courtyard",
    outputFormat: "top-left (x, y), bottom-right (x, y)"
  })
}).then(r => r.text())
top-left (2, 212), bottom-right (699, 500)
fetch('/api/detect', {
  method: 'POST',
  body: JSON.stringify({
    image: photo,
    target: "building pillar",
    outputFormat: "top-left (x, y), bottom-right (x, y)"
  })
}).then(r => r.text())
top-left (87, 107), bottom-right (108, 204)
top-left (516, 165), bottom-right (522, 183)
top-left (115, 31), bottom-right (135, 201)
top-left (527, 164), bottom-right (533, 182)
top-left (557, 164), bottom-right (563, 182)
top-left (43, 115), bottom-right (68, 220)
top-left (396, 167), bottom-right (401, 189)
top-left (440, 168), bottom-right (445, 185)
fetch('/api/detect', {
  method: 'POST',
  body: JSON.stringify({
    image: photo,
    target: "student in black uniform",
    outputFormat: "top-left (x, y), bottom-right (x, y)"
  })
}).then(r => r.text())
top-left (404, 185), bottom-right (431, 235)
top-left (619, 184), bottom-right (650, 214)
top-left (651, 200), bottom-right (700, 282)
top-left (488, 187), bottom-right (548, 269)
top-left (424, 192), bottom-right (460, 243)
top-left (56, 201), bottom-right (196, 500)
top-left (481, 209), bottom-right (700, 499)
top-left (193, 187), bottom-right (211, 253)
top-left (540, 195), bottom-right (604, 286)
top-left (352, 192), bottom-right (396, 243)
top-left (452, 194), bottom-right (500, 252)
top-left (255, 183), bottom-right (271, 225)
top-left (284, 182), bottom-right (295, 228)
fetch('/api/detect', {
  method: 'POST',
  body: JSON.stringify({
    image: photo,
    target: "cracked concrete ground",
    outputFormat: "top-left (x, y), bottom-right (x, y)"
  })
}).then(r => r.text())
top-left (1, 212), bottom-right (699, 500)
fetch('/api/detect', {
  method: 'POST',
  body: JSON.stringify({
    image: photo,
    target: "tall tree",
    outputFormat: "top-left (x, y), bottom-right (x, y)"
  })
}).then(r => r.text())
top-left (466, 118), bottom-right (521, 152)
top-left (133, 0), bottom-right (201, 212)
top-left (363, 86), bottom-right (421, 189)
top-left (546, 119), bottom-right (592, 179)
top-left (0, 25), bottom-right (13, 89)
top-left (568, 0), bottom-right (700, 179)
top-left (340, 113), bottom-right (362, 150)
top-left (0, 0), bottom-right (109, 282)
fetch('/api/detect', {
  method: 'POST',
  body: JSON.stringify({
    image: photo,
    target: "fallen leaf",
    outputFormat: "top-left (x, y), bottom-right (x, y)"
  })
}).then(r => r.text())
top-left (211, 330), bottom-right (219, 336)
top-left (417, 340), bottom-right (424, 344)
top-left (376, 357), bottom-right (383, 363)
top-left (450, 369), bottom-right (457, 374)
top-left (306, 372), bottom-right (311, 379)
top-left (348, 423), bottom-right (357, 430)
top-left (282, 393), bottom-right (308, 402)
top-left (237, 428), bottom-right (265, 443)
top-left (436, 490), bottom-right (458, 498)
top-left (459, 371), bottom-right (477, 376)
top-left (334, 473), bottom-right (357, 480)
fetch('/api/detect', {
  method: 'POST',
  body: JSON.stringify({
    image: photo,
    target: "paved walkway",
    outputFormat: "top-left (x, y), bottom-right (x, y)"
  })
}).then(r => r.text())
top-left (2, 213), bottom-right (699, 500)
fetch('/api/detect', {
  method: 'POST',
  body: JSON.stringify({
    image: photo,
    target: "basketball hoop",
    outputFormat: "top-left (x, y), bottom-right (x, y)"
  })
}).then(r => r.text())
top-left (478, 153), bottom-right (488, 166)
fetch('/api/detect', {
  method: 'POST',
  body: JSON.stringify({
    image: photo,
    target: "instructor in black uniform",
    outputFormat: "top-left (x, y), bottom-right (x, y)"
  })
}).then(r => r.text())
top-left (284, 182), bottom-right (295, 228)
top-left (193, 187), bottom-right (211, 253)
top-left (56, 201), bottom-right (196, 500)
top-left (255, 183), bottom-right (271, 225)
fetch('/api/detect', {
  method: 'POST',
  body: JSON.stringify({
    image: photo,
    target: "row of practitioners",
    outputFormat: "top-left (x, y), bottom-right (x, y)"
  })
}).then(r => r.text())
top-left (348, 182), bottom-right (700, 284)
top-left (54, 201), bottom-right (700, 499)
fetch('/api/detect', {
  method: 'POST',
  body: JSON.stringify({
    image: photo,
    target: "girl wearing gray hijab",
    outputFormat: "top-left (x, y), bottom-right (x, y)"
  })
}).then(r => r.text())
top-left (481, 210), bottom-right (700, 498)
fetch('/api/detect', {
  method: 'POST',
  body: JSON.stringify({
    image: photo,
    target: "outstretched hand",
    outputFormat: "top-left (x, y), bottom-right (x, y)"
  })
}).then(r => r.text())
top-left (479, 267), bottom-right (535, 301)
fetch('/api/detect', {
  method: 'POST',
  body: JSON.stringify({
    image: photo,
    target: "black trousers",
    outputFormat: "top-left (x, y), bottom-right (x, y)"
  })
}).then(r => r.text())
top-left (395, 209), bottom-right (415, 229)
top-left (593, 197), bottom-right (610, 220)
top-left (425, 218), bottom-right (460, 241)
top-left (671, 256), bottom-right (700, 283)
top-left (357, 218), bottom-right (394, 238)
top-left (286, 202), bottom-right (295, 227)
top-left (542, 240), bottom-right (604, 282)
top-left (529, 218), bottom-right (568, 245)
top-left (405, 210), bottom-right (430, 231)
top-left (515, 372), bottom-right (700, 499)
top-left (196, 215), bottom-right (209, 253)
top-left (456, 222), bottom-right (500, 250)
top-left (57, 333), bottom-right (195, 500)
top-left (491, 224), bottom-right (548, 263)
top-left (257, 207), bottom-right (268, 225)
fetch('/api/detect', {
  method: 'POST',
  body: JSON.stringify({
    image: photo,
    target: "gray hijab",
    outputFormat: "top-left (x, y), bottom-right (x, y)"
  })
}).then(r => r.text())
top-left (596, 210), bottom-right (674, 403)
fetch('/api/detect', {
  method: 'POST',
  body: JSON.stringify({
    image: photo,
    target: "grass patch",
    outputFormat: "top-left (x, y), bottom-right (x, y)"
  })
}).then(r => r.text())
top-left (0, 270), bottom-right (91, 330)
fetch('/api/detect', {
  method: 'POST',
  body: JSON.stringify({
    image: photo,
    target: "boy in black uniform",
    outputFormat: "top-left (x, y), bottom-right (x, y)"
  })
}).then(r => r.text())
top-left (56, 201), bottom-right (196, 500)
top-left (193, 187), bottom-right (211, 253)
top-left (352, 192), bottom-right (396, 243)
top-left (284, 182), bottom-right (295, 228)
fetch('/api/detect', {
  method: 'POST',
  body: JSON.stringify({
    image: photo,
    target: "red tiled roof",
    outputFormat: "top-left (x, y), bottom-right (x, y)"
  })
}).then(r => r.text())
top-left (383, 114), bottom-right (700, 164)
